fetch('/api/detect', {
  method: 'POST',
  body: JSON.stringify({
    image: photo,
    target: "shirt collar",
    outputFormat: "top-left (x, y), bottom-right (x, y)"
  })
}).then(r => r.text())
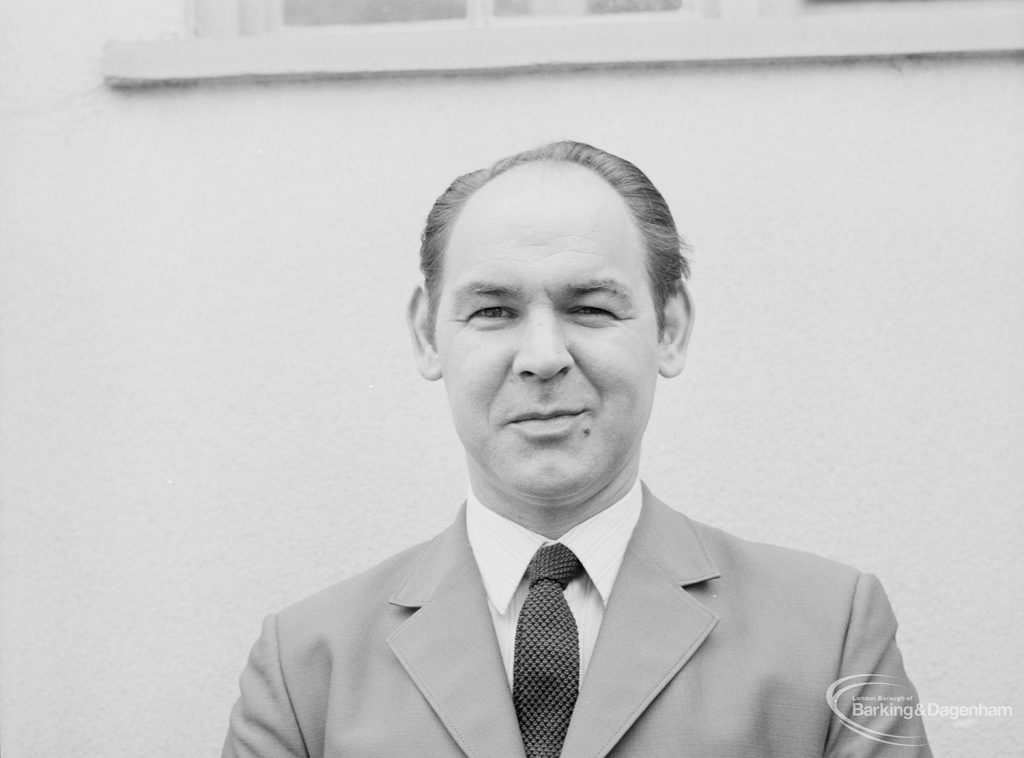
top-left (466, 479), bottom-right (643, 615)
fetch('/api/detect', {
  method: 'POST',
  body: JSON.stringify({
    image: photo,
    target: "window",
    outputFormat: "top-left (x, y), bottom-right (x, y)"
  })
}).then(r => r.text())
top-left (284, 0), bottom-right (468, 26)
top-left (278, 0), bottom-right (686, 27)
top-left (101, 0), bottom-right (1024, 85)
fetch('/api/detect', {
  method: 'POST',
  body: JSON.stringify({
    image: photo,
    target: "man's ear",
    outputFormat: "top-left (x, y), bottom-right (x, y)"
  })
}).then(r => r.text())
top-left (407, 286), bottom-right (443, 381)
top-left (658, 282), bottom-right (694, 378)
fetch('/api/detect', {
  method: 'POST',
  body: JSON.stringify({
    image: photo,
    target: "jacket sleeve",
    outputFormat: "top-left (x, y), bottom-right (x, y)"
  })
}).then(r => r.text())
top-left (823, 573), bottom-right (932, 758)
top-left (222, 614), bottom-right (309, 758)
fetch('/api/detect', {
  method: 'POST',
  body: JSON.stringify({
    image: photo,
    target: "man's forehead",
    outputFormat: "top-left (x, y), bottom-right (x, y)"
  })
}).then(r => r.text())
top-left (449, 162), bottom-right (639, 249)
top-left (444, 166), bottom-right (642, 262)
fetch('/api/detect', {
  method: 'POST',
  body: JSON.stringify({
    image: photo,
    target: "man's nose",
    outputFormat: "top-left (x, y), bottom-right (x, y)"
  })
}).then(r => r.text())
top-left (512, 313), bottom-right (573, 380)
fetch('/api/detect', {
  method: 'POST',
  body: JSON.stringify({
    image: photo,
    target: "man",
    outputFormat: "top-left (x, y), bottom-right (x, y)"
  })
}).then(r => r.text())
top-left (223, 141), bottom-right (930, 757)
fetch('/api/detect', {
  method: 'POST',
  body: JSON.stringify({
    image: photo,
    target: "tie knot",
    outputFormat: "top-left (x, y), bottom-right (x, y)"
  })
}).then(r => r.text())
top-left (526, 543), bottom-right (584, 589)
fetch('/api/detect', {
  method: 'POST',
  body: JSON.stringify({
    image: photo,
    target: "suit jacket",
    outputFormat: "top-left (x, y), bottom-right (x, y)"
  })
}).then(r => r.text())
top-left (223, 488), bottom-right (931, 757)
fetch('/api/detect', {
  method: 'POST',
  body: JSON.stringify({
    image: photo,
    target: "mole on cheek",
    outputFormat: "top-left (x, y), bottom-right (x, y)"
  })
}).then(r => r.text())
top-left (583, 428), bottom-right (591, 436)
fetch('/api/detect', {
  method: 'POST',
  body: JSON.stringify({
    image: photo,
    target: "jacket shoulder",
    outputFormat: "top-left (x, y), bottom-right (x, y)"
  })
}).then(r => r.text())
top-left (272, 536), bottom-right (433, 643)
top-left (655, 513), bottom-right (893, 667)
top-left (677, 513), bottom-right (897, 647)
top-left (688, 516), bottom-right (862, 588)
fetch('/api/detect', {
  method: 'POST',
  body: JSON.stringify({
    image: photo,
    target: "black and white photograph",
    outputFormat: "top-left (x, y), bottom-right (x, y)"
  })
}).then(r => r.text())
top-left (1, 1), bottom-right (1022, 756)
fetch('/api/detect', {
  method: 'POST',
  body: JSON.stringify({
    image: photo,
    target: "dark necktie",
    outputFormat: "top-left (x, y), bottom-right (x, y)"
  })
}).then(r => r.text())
top-left (513, 543), bottom-right (585, 758)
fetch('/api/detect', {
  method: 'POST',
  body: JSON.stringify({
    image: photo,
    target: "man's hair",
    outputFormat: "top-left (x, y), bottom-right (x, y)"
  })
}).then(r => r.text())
top-left (419, 140), bottom-right (690, 335)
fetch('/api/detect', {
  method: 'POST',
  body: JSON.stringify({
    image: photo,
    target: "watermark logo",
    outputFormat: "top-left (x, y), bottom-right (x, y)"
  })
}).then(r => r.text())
top-left (827, 673), bottom-right (1013, 743)
top-left (826, 674), bottom-right (928, 748)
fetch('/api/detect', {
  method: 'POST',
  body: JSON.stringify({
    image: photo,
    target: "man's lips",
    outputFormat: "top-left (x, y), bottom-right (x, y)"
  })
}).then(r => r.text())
top-left (507, 410), bottom-right (586, 424)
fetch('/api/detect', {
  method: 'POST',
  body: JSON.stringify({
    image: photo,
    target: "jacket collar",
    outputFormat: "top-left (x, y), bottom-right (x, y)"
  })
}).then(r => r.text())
top-left (390, 485), bottom-right (719, 604)
top-left (387, 486), bottom-right (721, 758)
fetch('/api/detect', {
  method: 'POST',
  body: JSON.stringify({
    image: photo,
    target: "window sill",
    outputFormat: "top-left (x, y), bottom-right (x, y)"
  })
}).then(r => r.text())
top-left (102, 3), bottom-right (1024, 87)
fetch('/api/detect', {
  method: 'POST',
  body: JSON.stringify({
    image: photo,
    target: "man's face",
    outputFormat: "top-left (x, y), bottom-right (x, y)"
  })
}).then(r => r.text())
top-left (411, 162), bottom-right (689, 522)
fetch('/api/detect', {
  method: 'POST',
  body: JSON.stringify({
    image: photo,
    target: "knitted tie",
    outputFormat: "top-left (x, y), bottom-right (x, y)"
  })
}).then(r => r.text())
top-left (513, 543), bottom-right (585, 758)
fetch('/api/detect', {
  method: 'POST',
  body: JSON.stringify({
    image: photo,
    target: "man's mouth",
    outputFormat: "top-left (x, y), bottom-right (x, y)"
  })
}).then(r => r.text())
top-left (509, 410), bottom-right (585, 424)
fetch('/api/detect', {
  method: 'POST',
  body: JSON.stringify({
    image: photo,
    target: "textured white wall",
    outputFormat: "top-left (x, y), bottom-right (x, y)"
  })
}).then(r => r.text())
top-left (2, 2), bottom-right (1022, 756)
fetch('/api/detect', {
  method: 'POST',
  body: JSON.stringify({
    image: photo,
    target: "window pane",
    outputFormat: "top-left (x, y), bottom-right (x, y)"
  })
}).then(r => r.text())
top-left (284, 0), bottom-right (467, 26)
top-left (493, 0), bottom-right (683, 16)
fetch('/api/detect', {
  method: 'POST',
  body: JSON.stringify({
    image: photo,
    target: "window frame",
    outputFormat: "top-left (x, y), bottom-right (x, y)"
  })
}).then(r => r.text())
top-left (101, 0), bottom-right (1024, 87)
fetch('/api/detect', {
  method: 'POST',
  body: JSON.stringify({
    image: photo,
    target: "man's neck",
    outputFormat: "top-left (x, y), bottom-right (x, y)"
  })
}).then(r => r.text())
top-left (467, 466), bottom-right (640, 540)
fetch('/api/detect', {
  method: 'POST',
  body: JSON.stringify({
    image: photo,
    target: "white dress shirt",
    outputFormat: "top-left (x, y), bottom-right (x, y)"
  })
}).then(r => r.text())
top-left (465, 479), bottom-right (643, 687)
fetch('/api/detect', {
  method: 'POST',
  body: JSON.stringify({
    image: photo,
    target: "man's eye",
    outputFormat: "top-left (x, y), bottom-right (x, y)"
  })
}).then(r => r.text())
top-left (572, 306), bottom-right (615, 318)
top-left (470, 307), bottom-right (512, 319)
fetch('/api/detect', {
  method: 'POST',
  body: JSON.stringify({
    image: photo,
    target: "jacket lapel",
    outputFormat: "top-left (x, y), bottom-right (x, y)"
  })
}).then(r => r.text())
top-left (387, 506), bottom-right (527, 758)
top-left (560, 488), bottom-right (721, 758)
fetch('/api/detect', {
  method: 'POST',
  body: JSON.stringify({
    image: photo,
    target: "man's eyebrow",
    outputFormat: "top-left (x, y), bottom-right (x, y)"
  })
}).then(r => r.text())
top-left (451, 279), bottom-right (635, 307)
top-left (559, 280), bottom-right (635, 306)
top-left (452, 283), bottom-right (523, 306)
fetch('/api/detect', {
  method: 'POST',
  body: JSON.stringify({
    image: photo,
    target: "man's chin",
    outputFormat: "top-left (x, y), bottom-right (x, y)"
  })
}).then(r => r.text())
top-left (470, 449), bottom-right (633, 512)
top-left (503, 465), bottom-right (609, 508)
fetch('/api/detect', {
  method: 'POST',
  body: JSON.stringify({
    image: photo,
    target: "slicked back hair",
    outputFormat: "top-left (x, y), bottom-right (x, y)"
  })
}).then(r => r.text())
top-left (419, 140), bottom-right (690, 335)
